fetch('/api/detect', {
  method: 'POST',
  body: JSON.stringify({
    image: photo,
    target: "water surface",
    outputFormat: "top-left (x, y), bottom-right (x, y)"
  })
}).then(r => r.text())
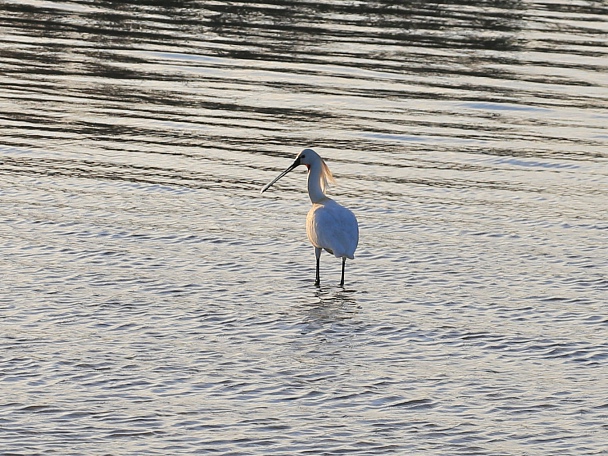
top-left (1, 1), bottom-right (607, 454)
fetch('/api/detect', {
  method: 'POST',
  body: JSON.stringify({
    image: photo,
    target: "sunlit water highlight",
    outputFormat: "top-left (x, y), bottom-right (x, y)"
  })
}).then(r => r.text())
top-left (1, 1), bottom-right (607, 454)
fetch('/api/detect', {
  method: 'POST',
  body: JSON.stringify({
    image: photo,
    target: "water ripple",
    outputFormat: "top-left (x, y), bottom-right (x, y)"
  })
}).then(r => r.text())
top-left (1, 0), bottom-right (607, 454)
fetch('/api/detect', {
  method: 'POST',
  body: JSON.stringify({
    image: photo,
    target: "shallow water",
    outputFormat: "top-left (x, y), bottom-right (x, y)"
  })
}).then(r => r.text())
top-left (1, 1), bottom-right (607, 454)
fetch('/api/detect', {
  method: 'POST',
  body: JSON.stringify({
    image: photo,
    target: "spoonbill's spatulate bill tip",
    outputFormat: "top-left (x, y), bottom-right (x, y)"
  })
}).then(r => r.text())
top-left (261, 149), bottom-right (359, 287)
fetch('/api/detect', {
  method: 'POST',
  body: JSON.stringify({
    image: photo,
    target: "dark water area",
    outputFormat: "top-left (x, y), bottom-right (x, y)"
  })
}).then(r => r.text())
top-left (1, 1), bottom-right (607, 454)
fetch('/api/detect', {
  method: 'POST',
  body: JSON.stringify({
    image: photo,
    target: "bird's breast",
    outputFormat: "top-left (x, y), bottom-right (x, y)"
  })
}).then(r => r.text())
top-left (305, 199), bottom-right (359, 259)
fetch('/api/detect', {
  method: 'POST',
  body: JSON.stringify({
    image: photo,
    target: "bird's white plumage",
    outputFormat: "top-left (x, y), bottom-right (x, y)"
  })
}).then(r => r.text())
top-left (306, 199), bottom-right (358, 259)
top-left (260, 148), bottom-right (358, 286)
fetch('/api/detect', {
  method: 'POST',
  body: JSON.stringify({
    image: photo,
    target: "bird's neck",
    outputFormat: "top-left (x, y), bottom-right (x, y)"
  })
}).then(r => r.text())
top-left (307, 161), bottom-right (327, 204)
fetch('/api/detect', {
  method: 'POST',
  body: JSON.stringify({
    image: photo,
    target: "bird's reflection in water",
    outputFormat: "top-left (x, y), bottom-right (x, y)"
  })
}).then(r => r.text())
top-left (296, 287), bottom-right (361, 334)
top-left (287, 288), bottom-right (364, 367)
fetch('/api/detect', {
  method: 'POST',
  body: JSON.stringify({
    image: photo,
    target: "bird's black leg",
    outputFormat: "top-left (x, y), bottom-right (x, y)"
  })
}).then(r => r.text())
top-left (314, 247), bottom-right (321, 287)
top-left (339, 257), bottom-right (346, 287)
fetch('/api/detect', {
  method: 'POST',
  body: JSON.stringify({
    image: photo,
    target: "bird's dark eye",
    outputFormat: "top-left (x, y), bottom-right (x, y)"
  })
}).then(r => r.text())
top-left (301, 155), bottom-right (305, 159)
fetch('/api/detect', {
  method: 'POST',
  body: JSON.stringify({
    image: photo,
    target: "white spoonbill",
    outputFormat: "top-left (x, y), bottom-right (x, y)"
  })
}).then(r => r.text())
top-left (261, 149), bottom-right (359, 287)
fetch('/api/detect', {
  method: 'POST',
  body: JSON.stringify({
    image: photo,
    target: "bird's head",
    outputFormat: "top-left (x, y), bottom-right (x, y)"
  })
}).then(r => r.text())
top-left (261, 148), bottom-right (333, 194)
top-left (296, 148), bottom-right (320, 169)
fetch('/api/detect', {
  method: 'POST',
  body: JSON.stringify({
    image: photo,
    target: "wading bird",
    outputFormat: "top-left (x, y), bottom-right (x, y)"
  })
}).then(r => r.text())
top-left (261, 149), bottom-right (358, 287)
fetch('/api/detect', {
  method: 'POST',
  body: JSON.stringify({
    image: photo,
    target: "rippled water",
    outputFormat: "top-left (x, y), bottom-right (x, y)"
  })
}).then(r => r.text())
top-left (1, 1), bottom-right (607, 454)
